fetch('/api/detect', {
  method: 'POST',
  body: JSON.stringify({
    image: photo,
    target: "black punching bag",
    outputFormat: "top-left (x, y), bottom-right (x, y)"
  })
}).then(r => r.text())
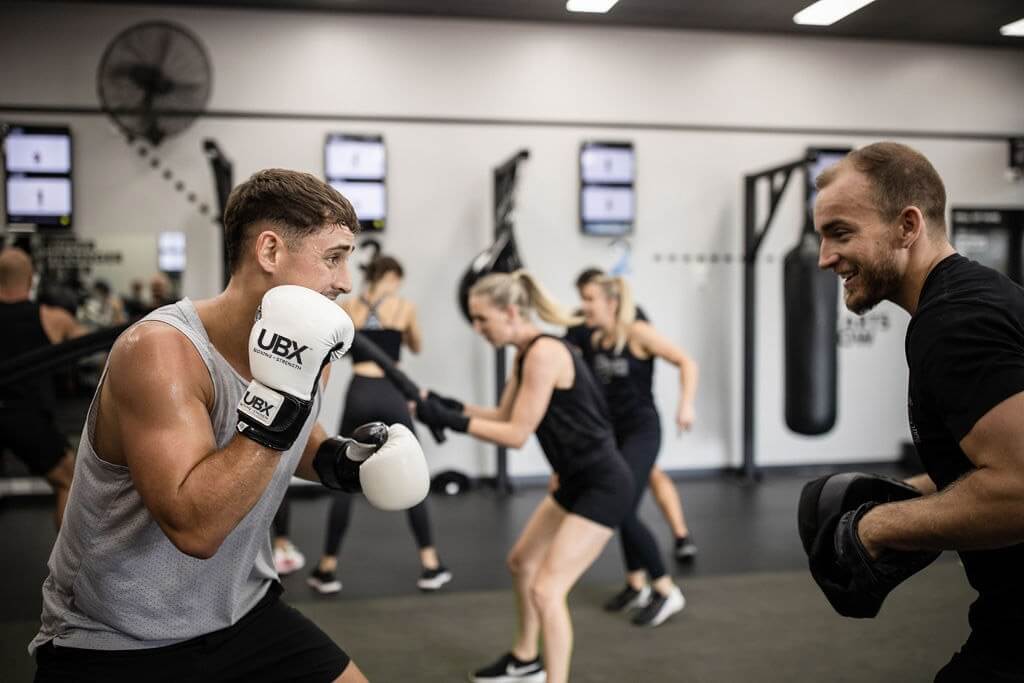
top-left (783, 231), bottom-right (838, 435)
top-left (457, 226), bottom-right (523, 323)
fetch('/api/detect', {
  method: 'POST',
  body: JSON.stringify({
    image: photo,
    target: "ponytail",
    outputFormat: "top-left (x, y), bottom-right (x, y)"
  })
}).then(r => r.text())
top-left (469, 270), bottom-right (581, 327)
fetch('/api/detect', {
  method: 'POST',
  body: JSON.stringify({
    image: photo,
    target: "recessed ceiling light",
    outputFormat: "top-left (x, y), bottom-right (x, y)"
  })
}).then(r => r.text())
top-left (1000, 17), bottom-right (1024, 36)
top-left (566, 0), bottom-right (620, 14)
top-left (793, 0), bottom-right (878, 26)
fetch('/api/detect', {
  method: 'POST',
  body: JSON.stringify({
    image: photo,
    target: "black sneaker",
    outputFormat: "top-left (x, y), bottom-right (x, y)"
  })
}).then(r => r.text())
top-left (306, 568), bottom-right (342, 595)
top-left (602, 584), bottom-right (652, 612)
top-left (417, 566), bottom-right (453, 591)
top-left (469, 652), bottom-right (546, 682)
top-left (631, 586), bottom-right (685, 627)
top-left (675, 536), bottom-right (698, 562)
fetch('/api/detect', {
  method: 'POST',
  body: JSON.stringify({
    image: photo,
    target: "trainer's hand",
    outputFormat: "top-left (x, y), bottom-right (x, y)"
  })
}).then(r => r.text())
top-left (832, 502), bottom-right (938, 611)
top-left (236, 286), bottom-right (354, 451)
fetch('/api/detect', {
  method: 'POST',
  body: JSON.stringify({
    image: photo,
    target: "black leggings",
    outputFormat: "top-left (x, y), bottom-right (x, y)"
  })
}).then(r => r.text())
top-left (326, 374), bottom-right (434, 556)
top-left (617, 415), bottom-right (667, 581)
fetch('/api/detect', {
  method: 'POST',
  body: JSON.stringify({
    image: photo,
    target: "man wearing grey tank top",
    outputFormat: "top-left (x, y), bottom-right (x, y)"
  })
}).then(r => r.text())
top-left (31, 170), bottom-right (380, 683)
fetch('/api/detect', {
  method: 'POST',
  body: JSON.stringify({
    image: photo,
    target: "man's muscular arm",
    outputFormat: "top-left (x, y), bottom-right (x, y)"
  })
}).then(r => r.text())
top-left (860, 391), bottom-right (1024, 557)
top-left (109, 324), bottom-right (283, 559)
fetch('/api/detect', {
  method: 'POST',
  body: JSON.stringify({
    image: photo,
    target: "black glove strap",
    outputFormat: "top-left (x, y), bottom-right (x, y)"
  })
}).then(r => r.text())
top-left (236, 392), bottom-right (312, 451)
top-left (313, 423), bottom-right (389, 492)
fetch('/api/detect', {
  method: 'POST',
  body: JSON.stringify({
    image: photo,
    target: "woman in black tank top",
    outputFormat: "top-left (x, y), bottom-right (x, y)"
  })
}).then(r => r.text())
top-left (414, 270), bottom-right (633, 683)
top-left (579, 275), bottom-right (699, 627)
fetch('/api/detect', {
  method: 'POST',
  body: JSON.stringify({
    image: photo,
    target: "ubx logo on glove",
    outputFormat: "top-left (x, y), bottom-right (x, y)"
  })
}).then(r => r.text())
top-left (238, 384), bottom-right (283, 426)
top-left (255, 330), bottom-right (309, 365)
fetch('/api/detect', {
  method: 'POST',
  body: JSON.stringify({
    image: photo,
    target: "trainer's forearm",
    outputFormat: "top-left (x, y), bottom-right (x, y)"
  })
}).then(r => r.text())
top-left (862, 466), bottom-right (1024, 554)
top-left (166, 436), bottom-right (282, 558)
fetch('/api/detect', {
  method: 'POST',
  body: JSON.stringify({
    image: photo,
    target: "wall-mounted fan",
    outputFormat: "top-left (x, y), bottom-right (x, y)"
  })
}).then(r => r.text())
top-left (97, 21), bottom-right (212, 146)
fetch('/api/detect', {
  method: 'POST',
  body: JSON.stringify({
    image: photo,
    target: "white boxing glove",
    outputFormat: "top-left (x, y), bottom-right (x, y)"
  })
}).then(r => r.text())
top-left (237, 285), bottom-right (354, 450)
top-left (358, 424), bottom-right (430, 511)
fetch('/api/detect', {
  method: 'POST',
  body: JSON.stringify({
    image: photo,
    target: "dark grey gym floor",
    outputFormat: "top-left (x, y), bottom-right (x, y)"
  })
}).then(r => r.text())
top-left (0, 465), bottom-right (969, 681)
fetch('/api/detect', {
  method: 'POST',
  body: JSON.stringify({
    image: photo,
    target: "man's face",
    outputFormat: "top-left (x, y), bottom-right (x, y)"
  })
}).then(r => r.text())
top-left (273, 224), bottom-right (355, 300)
top-left (815, 168), bottom-right (903, 315)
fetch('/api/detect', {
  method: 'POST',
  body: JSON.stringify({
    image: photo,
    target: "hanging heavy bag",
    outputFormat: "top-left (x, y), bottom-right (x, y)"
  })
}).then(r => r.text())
top-left (457, 227), bottom-right (523, 322)
top-left (783, 230), bottom-right (838, 435)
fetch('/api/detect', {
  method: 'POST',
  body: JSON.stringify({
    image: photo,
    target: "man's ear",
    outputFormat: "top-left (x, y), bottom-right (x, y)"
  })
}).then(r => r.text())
top-left (898, 206), bottom-right (926, 249)
top-left (254, 230), bottom-right (286, 274)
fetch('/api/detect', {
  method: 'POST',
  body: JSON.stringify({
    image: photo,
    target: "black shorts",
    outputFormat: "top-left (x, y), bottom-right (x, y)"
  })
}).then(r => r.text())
top-left (0, 407), bottom-right (68, 476)
top-left (552, 450), bottom-right (633, 529)
top-left (34, 583), bottom-right (349, 683)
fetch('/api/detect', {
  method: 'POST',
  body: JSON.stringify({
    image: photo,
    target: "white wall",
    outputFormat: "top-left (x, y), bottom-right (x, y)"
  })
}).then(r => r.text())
top-left (3, 2), bottom-right (1023, 476)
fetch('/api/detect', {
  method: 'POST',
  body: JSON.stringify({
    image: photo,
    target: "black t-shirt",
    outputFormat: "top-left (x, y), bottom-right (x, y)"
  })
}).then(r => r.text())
top-left (564, 305), bottom-right (648, 354)
top-left (0, 301), bottom-right (56, 409)
top-left (906, 253), bottom-right (1024, 641)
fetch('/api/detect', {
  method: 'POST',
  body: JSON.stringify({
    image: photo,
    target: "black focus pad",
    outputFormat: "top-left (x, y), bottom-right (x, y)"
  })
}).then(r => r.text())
top-left (798, 472), bottom-right (940, 618)
top-left (798, 472), bottom-right (921, 554)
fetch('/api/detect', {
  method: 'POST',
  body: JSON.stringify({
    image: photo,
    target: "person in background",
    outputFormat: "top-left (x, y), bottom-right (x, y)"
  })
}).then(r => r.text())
top-left (0, 247), bottom-right (86, 527)
top-left (567, 267), bottom-right (698, 562)
top-left (306, 254), bottom-right (451, 594)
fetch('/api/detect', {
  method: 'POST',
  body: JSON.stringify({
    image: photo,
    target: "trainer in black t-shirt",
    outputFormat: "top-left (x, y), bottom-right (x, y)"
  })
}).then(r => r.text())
top-left (907, 253), bottom-right (1024, 649)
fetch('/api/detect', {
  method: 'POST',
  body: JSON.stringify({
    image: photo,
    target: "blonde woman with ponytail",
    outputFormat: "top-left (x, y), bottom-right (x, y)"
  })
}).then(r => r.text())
top-left (414, 270), bottom-right (634, 683)
top-left (578, 274), bottom-right (698, 627)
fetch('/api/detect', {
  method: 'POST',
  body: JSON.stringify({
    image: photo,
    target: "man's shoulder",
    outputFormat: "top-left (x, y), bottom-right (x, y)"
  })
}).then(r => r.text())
top-left (109, 321), bottom-right (207, 384)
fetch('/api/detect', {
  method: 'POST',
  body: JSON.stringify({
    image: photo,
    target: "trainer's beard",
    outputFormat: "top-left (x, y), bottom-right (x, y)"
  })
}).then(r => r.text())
top-left (845, 251), bottom-right (900, 315)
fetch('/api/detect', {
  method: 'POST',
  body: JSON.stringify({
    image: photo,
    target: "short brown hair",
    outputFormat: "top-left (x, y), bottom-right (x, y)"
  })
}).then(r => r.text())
top-left (223, 169), bottom-right (360, 273)
top-left (816, 142), bottom-right (947, 233)
top-left (362, 255), bottom-right (403, 284)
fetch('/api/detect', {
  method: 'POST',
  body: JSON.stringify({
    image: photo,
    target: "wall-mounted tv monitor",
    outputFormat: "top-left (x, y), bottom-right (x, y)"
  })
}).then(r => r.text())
top-left (158, 231), bottom-right (187, 273)
top-left (325, 133), bottom-right (385, 232)
top-left (580, 141), bottom-right (634, 236)
top-left (3, 124), bottom-right (73, 229)
top-left (805, 147), bottom-right (851, 222)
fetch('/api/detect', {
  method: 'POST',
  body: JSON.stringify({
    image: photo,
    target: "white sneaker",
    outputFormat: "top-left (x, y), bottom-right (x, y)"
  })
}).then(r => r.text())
top-left (306, 568), bottom-right (342, 594)
top-left (273, 541), bottom-right (305, 576)
top-left (417, 567), bottom-right (453, 591)
top-left (631, 586), bottom-right (685, 627)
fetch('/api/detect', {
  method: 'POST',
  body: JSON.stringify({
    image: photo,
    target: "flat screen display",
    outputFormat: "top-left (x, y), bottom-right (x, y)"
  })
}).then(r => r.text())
top-left (3, 124), bottom-right (73, 228)
top-left (580, 141), bottom-right (634, 236)
top-left (325, 133), bottom-right (386, 231)
top-left (158, 231), bottom-right (187, 273)
top-left (329, 181), bottom-right (386, 222)
top-left (805, 147), bottom-right (851, 221)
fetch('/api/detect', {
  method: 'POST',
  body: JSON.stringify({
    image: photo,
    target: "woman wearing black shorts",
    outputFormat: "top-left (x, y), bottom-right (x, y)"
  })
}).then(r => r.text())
top-left (415, 270), bottom-right (634, 683)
